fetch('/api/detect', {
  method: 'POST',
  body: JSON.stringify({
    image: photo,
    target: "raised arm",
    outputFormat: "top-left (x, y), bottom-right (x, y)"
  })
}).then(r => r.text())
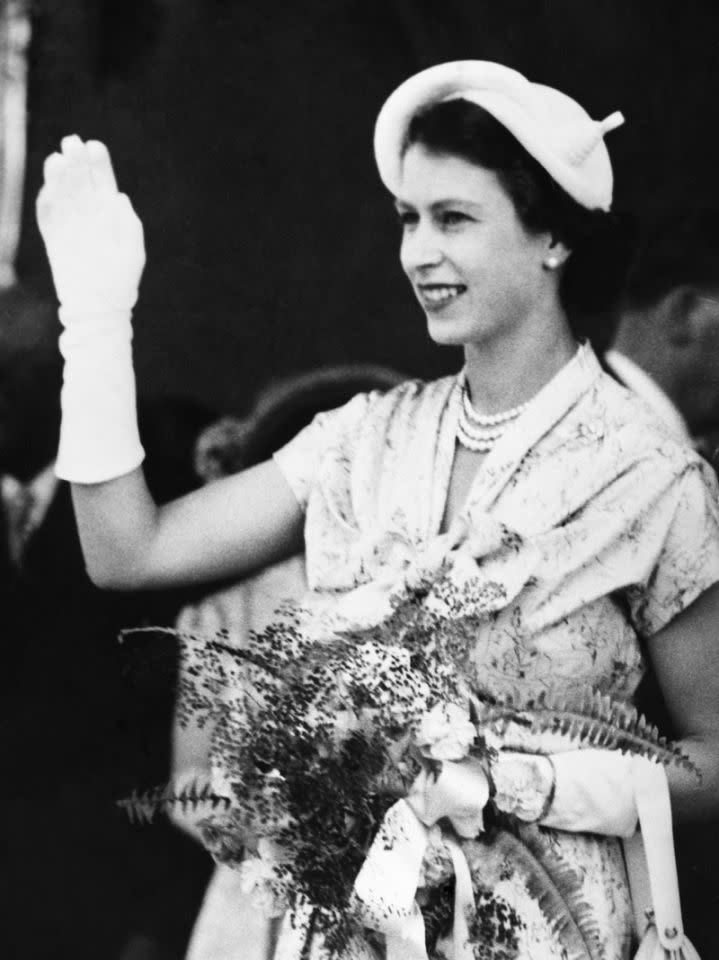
top-left (71, 463), bottom-right (303, 589)
top-left (37, 136), bottom-right (303, 590)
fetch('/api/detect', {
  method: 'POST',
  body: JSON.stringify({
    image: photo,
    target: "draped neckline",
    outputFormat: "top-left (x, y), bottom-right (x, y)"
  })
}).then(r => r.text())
top-left (429, 342), bottom-right (604, 539)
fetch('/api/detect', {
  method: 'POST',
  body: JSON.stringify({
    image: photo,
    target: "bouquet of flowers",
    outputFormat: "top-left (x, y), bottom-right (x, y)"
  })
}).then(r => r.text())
top-left (122, 523), bottom-right (692, 958)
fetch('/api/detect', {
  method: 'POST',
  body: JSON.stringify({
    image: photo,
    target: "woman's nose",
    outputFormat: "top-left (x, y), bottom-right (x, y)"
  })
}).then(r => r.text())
top-left (400, 223), bottom-right (444, 273)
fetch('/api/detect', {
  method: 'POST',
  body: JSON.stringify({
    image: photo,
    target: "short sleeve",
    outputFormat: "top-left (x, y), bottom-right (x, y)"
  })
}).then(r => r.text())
top-left (272, 392), bottom-right (374, 511)
top-left (628, 459), bottom-right (719, 636)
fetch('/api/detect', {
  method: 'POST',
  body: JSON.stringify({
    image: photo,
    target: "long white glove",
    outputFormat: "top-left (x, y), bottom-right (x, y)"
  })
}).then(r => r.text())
top-left (492, 748), bottom-right (638, 837)
top-left (495, 752), bottom-right (699, 957)
top-left (404, 748), bottom-right (638, 839)
top-left (36, 135), bottom-right (146, 482)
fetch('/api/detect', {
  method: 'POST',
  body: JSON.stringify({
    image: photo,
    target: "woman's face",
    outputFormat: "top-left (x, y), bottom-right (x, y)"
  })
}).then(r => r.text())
top-left (396, 143), bottom-right (559, 348)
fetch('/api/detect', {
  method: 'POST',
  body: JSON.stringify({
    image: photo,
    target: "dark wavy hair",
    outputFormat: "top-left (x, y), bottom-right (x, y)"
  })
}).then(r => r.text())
top-left (404, 99), bottom-right (634, 352)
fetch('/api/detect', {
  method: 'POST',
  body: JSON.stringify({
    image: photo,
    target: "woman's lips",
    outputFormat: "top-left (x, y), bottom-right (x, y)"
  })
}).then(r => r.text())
top-left (417, 283), bottom-right (467, 309)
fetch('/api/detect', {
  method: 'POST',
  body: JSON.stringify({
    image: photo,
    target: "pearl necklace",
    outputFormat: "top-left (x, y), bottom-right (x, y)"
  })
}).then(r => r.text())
top-left (457, 381), bottom-right (528, 452)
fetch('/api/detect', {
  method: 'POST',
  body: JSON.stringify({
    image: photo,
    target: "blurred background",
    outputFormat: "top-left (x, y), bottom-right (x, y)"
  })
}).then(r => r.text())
top-left (15, 0), bottom-right (719, 407)
top-left (2, 1), bottom-right (719, 958)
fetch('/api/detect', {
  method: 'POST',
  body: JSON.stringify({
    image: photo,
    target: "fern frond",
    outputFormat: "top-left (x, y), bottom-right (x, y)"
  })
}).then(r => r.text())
top-left (483, 827), bottom-right (604, 960)
top-left (515, 823), bottom-right (605, 960)
top-left (471, 686), bottom-right (697, 775)
top-left (117, 777), bottom-right (232, 823)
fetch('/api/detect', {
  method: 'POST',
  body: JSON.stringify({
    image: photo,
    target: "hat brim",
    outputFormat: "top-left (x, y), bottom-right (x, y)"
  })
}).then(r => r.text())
top-left (374, 60), bottom-right (614, 211)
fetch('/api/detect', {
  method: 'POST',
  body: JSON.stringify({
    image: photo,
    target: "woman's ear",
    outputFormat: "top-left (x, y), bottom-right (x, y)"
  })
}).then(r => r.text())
top-left (542, 236), bottom-right (572, 271)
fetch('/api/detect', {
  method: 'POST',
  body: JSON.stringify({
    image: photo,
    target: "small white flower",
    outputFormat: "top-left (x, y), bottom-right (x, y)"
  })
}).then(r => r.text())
top-left (238, 855), bottom-right (284, 917)
top-left (238, 855), bottom-right (275, 894)
top-left (416, 702), bottom-right (476, 761)
top-left (257, 836), bottom-right (283, 862)
top-left (492, 753), bottom-right (554, 822)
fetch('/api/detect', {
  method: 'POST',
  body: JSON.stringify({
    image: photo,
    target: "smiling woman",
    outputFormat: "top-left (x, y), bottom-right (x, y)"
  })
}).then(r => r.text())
top-left (396, 144), bottom-right (568, 353)
top-left (393, 97), bottom-right (627, 397)
top-left (35, 59), bottom-right (719, 960)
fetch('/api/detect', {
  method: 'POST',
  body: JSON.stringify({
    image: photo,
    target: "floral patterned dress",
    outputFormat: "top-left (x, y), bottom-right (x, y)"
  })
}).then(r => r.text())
top-left (271, 344), bottom-right (719, 960)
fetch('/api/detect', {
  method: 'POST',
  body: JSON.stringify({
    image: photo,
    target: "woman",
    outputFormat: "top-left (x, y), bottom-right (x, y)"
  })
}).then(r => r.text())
top-left (36, 61), bottom-right (719, 959)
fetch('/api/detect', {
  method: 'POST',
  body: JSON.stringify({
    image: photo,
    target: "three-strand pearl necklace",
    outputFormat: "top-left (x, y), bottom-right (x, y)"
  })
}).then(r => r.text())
top-left (457, 379), bottom-right (529, 452)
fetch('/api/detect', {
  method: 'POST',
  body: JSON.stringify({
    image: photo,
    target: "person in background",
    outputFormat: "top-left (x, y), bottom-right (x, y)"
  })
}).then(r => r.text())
top-left (0, 288), bottom-right (61, 590)
top-left (0, 286), bottom-right (214, 960)
top-left (608, 208), bottom-right (719, 455)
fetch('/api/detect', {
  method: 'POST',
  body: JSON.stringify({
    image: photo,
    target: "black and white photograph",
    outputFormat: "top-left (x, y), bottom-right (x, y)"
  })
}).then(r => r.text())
top-left (3, 2), bottom-right (719, 958)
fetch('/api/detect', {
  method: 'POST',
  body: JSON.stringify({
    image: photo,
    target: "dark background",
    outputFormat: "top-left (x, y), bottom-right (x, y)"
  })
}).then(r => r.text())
top-left (18, 0), bottom-right (719, 417)
top-left (7, 2), bottom-right (719, 957)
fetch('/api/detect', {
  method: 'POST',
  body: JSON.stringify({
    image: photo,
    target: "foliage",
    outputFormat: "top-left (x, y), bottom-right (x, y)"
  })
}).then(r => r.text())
top-left (122, 566), bottom-right (693, 957)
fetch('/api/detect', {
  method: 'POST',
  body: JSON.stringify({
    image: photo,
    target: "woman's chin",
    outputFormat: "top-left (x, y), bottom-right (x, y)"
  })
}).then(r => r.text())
top-left (425, 314), bottom-right (473, 348)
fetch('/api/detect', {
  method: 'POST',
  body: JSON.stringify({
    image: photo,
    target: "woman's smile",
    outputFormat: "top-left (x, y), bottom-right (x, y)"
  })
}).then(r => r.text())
top-left (416, 282), bottom-right (467, 310)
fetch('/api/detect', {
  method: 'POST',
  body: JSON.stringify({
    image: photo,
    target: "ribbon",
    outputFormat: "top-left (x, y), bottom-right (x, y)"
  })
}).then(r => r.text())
top-left (352, 800), bottom-right (430, 960)
top-left (628, 758), bottom-right (702, 960)
top-left (407, 759), bottom-right (489, 839)
top-left (352, 759), bottom-right (489, 960)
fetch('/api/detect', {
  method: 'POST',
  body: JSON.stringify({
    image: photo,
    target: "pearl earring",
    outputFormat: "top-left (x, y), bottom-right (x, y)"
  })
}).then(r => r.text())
top-left (544, 255), bottom-right (560, 270)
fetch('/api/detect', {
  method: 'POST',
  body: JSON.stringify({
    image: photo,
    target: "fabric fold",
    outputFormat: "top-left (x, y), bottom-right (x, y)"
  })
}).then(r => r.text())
top-left (352, 799), bottom-right (477, 960)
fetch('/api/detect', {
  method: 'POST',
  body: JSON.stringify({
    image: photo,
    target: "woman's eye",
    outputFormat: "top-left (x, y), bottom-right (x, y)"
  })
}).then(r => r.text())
top-left (440, 210), bottom-right (470, 227)
top-left (396, 210), bottom-right (418, 229)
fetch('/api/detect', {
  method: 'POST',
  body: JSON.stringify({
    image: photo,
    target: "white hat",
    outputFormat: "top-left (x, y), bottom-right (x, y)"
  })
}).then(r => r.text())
top-left (374, 61), bottom-right (624, 212)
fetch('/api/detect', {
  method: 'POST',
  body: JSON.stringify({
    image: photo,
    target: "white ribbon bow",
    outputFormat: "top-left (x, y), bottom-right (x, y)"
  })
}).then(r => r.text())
top-left (352, 759), bottom-right (490, 960)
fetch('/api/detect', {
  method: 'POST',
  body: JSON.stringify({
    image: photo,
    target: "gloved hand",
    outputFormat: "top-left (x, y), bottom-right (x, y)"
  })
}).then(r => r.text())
top-left (406, 756), bottom-right (490, 838)
top-left (37, 135), bottom-right (145, 316)
top-left (492, 748), bottom-right (638, 838)
top-left (36, 135), bottom-right (146, 482)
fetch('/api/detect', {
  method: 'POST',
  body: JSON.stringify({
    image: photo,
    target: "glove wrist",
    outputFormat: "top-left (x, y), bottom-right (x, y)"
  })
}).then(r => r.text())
top-left (58, 305), bottom-right (135, 333)
top-left (491, 752), bottom-right (556, 822)
top-left (55, 307), bottom-right (145, 483)
top-left (491, 749), bottom-right (639, 838)
top-left (539, 749), bottom-right (638, 837)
